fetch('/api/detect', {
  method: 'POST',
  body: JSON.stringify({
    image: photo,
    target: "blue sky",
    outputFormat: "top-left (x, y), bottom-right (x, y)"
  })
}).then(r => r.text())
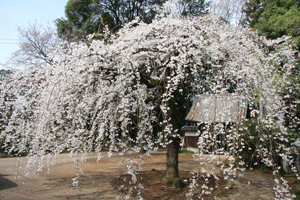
top-left (0, 0), bottom-right (68, 69)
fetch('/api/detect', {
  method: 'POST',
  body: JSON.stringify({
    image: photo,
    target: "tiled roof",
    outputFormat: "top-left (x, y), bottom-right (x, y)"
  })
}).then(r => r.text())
top-left (186, 94), bottom-right (247, 123)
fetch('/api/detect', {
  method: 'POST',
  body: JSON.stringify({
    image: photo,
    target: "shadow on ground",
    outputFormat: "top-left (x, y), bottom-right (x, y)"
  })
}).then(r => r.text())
top-left (0, 174), bottom-right (18, 190)
top-left (47, 171), bottom-right (124, 200)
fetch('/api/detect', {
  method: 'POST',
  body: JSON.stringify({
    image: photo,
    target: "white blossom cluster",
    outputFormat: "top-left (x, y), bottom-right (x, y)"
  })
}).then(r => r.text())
top-left (0, 3), bottom-right (299, 199)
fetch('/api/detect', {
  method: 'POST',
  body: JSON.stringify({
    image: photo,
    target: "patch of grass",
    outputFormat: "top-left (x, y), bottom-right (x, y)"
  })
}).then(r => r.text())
top-left (152, 151), bottom-right (166, 155)
top-left (179, 150), bottom-right (195, 154)
top-left (172, 177), bottom-right (184, 188)
top-left (0, 152), bottom-right (14, 158)
top-left (165, 177), bottom-right (184, 188)
top-left (165, 178), bottom-right (173, 185)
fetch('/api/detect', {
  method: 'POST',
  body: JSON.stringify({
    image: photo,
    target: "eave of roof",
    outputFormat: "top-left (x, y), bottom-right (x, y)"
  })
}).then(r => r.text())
top-left (181, 126), bottom-right (198, 131)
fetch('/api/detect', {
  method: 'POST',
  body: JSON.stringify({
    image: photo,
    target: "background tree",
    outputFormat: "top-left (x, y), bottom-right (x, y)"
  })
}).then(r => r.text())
top-left (6, 21), bottom-right (58, 68)
top-left (94, 0), bottom-right (166, 25)
top-left (56, 0), bottom-right (166, 40)
top-left (209, 0), bottom-right (248, 26)
top-left (170, 0), bottom-right (210, 16)
top-left (241, 0), bottom-right (300, 46)
top-left (55, 0), bottom-right (101, 39)
top-left (240, 0), bottom-right (263, 28)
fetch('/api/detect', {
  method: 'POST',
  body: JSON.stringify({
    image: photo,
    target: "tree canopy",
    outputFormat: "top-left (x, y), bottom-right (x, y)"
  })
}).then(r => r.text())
top-left (55, 0), bottom-right (211, 40)
top-left (1, 6), bottom-right (299, 199)
top-left (55, 0), bottom-right (167, 39)
top-left (56, 0), bottom-right (103, 39)
top-left (242, 0), bottom-right (300, 47)
top-left (241, 0), bottom-right (263, 28)
top-left (176, 0), bottom-right (210, 16)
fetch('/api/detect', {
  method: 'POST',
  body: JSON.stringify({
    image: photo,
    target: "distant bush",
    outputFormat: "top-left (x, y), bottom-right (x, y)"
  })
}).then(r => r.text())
top-left (0, 152), bottom-right (14, 158)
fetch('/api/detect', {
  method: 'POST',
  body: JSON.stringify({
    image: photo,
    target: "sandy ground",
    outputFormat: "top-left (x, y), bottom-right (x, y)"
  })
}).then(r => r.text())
top-left (0, 153), bottom-right (275, 200)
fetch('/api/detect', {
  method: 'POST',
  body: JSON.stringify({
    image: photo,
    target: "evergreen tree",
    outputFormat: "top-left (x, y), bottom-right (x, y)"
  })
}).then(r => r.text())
top-left (55, 0), bottom-right (167, 40)
top-left (241, 0), bottom-right (264, 28)
top-left (242, 0), bottom-right (300, 47)
top-left (55, 0), bottom-right (104, 40)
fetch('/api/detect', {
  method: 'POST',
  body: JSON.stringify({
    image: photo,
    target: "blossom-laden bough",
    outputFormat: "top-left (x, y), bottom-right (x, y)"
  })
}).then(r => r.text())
top-left (0, 4), bottom-right (299, 199)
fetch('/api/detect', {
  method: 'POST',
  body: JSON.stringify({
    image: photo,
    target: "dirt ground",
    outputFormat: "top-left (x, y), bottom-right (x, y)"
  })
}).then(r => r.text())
top-left (0, 153), bottom-right (276, 200)
top-left (110, 169), bottom-right (234, 200)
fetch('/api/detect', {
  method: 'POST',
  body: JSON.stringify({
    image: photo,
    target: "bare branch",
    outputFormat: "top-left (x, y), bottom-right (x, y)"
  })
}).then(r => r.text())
top-left (210, 0), bottom-right (247, 27)
top-left (7, 21), bottom-right (59, 68)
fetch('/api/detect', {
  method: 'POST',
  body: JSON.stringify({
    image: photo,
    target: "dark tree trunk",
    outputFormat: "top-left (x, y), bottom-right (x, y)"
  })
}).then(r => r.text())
top-left (166, 136), bottom-right (180, 178)
top-left (163, 67), bottom-right (186, 179)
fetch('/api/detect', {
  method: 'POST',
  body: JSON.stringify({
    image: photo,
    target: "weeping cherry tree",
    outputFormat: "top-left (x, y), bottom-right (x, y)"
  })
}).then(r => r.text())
top-left (0, 3), bottom-right (299, 199)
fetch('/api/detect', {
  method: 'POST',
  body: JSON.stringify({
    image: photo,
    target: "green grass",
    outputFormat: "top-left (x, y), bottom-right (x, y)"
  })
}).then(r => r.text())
top-left (165, 178), bottom-right (184, 188)
top-left (172, 177), bottom-right (184, 188)
top-left (166, 178), bottom-right (173, 185)
top-left (0, 152), bottom-right (14, 158)
top-left (179, 150), bottom-right (195, 154)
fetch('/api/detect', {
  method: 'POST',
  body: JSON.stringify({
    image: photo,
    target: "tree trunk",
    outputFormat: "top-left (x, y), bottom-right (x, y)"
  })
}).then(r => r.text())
top-left (166, 136), bottom-right (180, 178)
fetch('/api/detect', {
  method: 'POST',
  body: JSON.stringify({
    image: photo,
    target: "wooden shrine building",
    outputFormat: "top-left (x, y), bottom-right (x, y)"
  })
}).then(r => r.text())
top-left (181, 94), bottom-right (248, 153)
